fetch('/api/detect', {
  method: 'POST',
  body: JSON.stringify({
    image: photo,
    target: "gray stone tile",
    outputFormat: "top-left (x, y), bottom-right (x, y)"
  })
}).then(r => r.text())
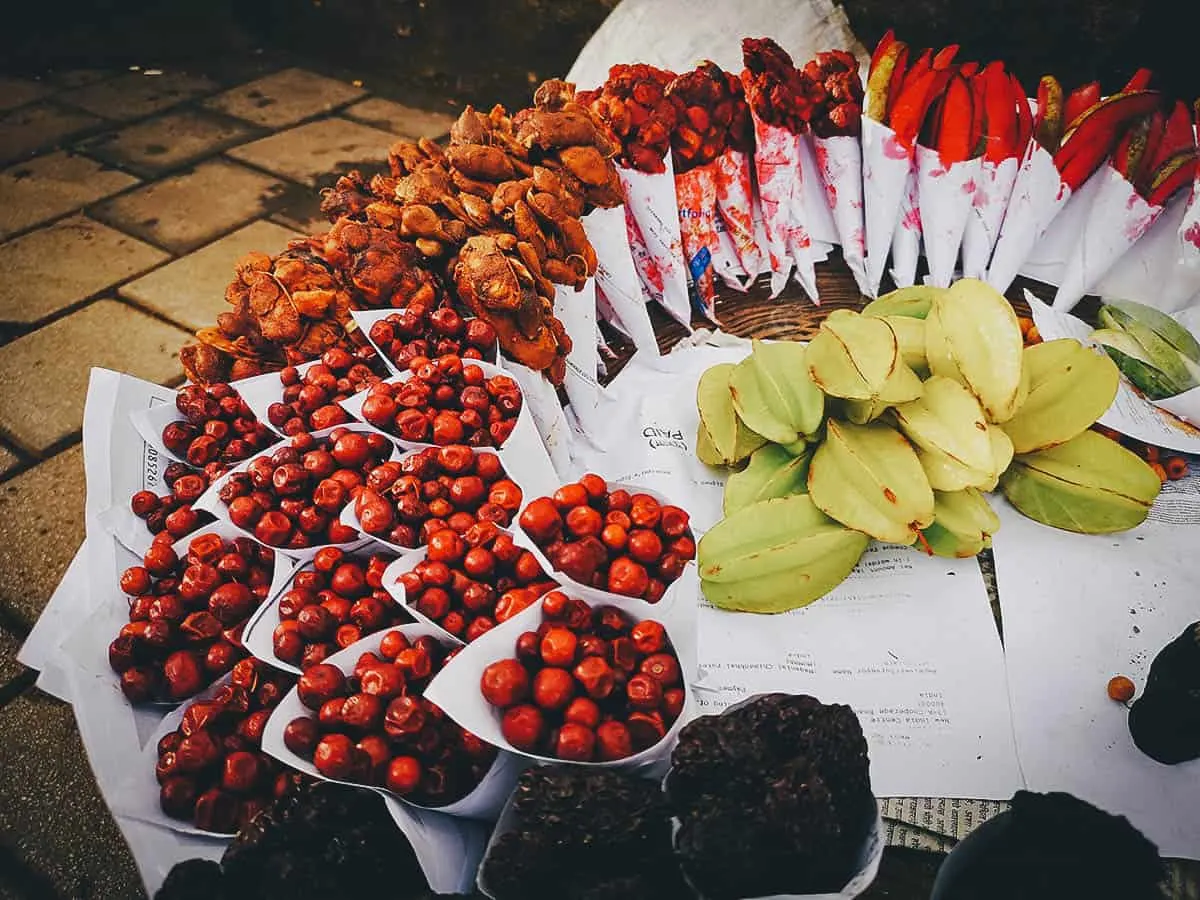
top-left (0, 101), bottom-right (104, 164)
top-left (0, 76), bottom-right (51, 112)
top-left (80, 108), bottom-right (261, 176)
top-left (89, 158), bottom-right (288, 253)
top-left (342, 97), bottom-right (455, 140)
top-left (204, 67), bottom-right (366, 129)
top-left (0, 447), bottom-right (84, 627)
top-left (0, 151), bottom-right (139, 239)
top-left (0, 216), bottom-right (169, 325)
top-left (0, 690), bottom-right (143, 899)
top-left (226, 116), bottom-right (396, 188)
top-left (121, 219), bottom-right (300, 331)
top-left (59, 70), bottom-right (218, 121)
top-left (0, 301), bottom-right (188, 455)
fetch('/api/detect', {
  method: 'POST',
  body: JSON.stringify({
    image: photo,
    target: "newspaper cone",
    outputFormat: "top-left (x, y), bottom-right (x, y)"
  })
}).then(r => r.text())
top-left (890, 163), bottom-right (922, 287)
top-left (714, 148), bottom-right (765, 279)
top-left (675, 162), bottom-right (721, 319)
top-left (1093, 191), bottom-right (1200, 313)
top-left (750, 114), bottom-right (817, 299)
top-left (1052, 164), bottom-right (1164, 311)
top-left (814, 133), bottom-right (869, 293)
top-left (917, 147), bottom-right (983, 287)
top-left (961, 156), bottom-right (1019, 279)
top-left (862, 116), bottom-right (915, 296)
top-left (582, 205), bottom-right (660, 360)
top-left (986, 141), bottom-right (1072, 293)
top-left (617, 155), bottom-right (691, 328)
top-left (552, 279), bottom-right (609, 438)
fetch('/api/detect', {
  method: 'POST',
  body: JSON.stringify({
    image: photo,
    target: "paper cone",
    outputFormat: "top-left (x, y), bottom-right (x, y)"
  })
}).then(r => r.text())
top-left (553, 279), bottom-right (611, 438)
top-left (261, 624), bottom-right (523, 822)
top-left (1052, 164), bottom-right (1164, 311)
top-left (890, 163), bottom-right (921, 288)
top-left (986, 142), bottom-right (1072, 293)
top-left (712, 214), bottom-right (754, 292)
top-left (349, 308), bottom-right (497, 378)
top-left (714, 148), bottom-right (765, 279)
top-left (617, 156), bottom-right (692, 328)
top-left (750, 115), bottom-right (817, 299)
top-left (961, 156), bottom-right (1019, 279)
top-left (675, 163), bottom-right (721, 319)
top-left (1093, 191), bottom-right (1200, 313)
top-left (582, 205), bottom-right (660, 360)
top-left (423, 585), bottom-right (696, 777)
top-left (861, 117), bottom-right (915, 296)
top-left (917, 148), bottom-right (983, 287)
top-left (814, 133), bottom-right (869, 293)
top-left (799, 133), bottom-right (839, 247)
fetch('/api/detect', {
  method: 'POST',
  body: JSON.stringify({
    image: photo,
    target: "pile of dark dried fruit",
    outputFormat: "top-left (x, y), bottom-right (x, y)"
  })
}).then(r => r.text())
top-left (481, 766), bottom-right (689, 900)
top-left (666, 693), bottom-right (875, 898)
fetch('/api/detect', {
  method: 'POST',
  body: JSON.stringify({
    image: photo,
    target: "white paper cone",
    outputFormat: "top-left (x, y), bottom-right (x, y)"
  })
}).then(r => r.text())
top-left (890, 164), bottom-right (921, 288)
top-left (750, 115), bottom-right (817, 300)
top-left (553, 279), bottom-right (610, 438)
top-left (799, 133), bottom-right (839, 247)
top-left (423, 585), bottom-right (696, 777)
top-left (582, 205), bottom-right (660, 360)
top-left (986, 142), bottom-right (1072, 293)
top-left (814, 134), bottom-right (868, 293)
top-left (339, 360), bottom-right (561, 502)
top-left (500, 361), bottom-right (574, 482)
top-left (349, 308), bottom-right (498, 378)
top-left (917, 148), bottom-right (983, 287)
top-left (676, 162), bottom-right (723, 319)
top-left (714, 148), bottom-right (765, 279)
top-left (712, 213), bottom-right (755, 292)
top-left (129, 400), bottom-right (190, 466)
top-left (260, 624), bottom-right (523, 821)
top-left (1053, 164), bottom-right (1164, 311)
top-left (861, 117), bottom-right (915, 296)
top-left (961, 156), bottom-right (1019, 279)
top-left (618, 157), bottom-right (692, 327)
top-left (1093, 192), bottom-right (1200, 313)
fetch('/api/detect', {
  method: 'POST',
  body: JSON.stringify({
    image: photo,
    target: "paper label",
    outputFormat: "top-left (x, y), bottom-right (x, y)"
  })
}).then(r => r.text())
top-left (617, 156), bottom-right (692, 328)
top-left (814, 133), bottom-right (869, 293)
top-left (917, 149), bottom-right (982, 288)
top-left (582, 205), bottom-right (661, 360)
top-left (861, 117), bottom-right (914, 296)
top-left (961, 156), bottom-right (1019, 280)
top-left (986, 142), bottom-right (1071, 293)
top-left (890, 163), bottom-right (921, 288)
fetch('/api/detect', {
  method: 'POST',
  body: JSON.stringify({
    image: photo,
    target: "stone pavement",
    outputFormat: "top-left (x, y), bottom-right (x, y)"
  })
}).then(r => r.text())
top-left (0, 65), bottom-right (454, 899)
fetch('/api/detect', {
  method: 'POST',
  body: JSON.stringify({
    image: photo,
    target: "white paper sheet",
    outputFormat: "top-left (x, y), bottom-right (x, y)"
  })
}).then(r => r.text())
top-left (991, 488), bottom-right (1200, 859)
top-left (583, 205), bottom-right (662, 360)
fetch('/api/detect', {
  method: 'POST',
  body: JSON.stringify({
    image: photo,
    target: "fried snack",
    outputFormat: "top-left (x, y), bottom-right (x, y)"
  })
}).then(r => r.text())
top-left (741, 37), bottom-right (819, 133)
top-left (665, 62), bottom-right (746, 173)
top-left (578, 63), bottom-right (679, 173)
top-left (802, 50), bottom-right (864, 138)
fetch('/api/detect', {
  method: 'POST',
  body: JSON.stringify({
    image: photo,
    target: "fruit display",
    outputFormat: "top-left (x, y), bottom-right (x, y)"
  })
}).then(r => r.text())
top-left (478, 590), bottom-right (685, 761)
top-left (667, 693), bottom-right (875, 898)
top-left (264, 347), bottom-right (385, 436)
top-left (130, 464), bottom-right (216, 542)
top-left (279, 630), bottom-right (498, 806)
top-left (214, 427), bottom-right (393, 550)
top-left (517, 476), bottom-right (695, 601)
top-left (163, 383), bottom-right (275, 472)
top-left (695, 278), bottom-right (1165, 613)
top-left (480, 766), bottom-right (687, 900)
top-left (351, 445), bottom-right (522, 550)
top-left (154, 659), bottom-right (296, 833)
top-left (355, 355), bottom-right (523, 448)
top-left (109, 532), bottom-right (275, 704)
top-left (266, 548), bottom-right (402, 669)
top-left (1128, 622), bottom-right (1200, 765)
top-left (364, 303), bottom-right (498, 371)
top-left (390, 525), bottom-right (556, 642)
top-left (1091, 297), bottom-right (1200, 400)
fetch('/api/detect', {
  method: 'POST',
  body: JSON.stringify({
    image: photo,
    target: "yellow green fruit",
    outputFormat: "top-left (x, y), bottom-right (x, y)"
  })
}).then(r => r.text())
top-left (696, 362), bottom-right (766, 466)
top-left (724, 444), bottom-right (812, 515)
top-left (918, 488), bottom-right (1001, 557)
top-left (807, 310), bottom-right (923, 405)
top-left (728, 341), bottom-right (825, 445)
top-left (862, 284), bottom-right (943, 319)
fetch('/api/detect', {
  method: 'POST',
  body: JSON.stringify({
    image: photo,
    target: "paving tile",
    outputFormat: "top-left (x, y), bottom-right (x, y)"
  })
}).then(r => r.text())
top-left (80, 108), bottom-right (261, 177)
top-left (90, 158), bottom-right (288, 253)
top-left (269, 186), bottom-right (331, 234)
top-left (0, 76), bottom-right (51, 112)
top-left (0, 302), bottom-right (188, 456)
top-left (226, 117), bottom-right (396, 188)
top-left (59, 70), bottom-right (218, 121)
top-left (0, 628), bottom-right (25, 683)
top-left (0, 690), bottom-right (143, 899)
top-left (204, 67), bottom-right (366, 129)
top-left (0, 101), bottom-right (104, 164)
top-left (0, 446), bottom-right (84, 627)
top-left (0, 443), bottom-right (19, 479)
top-left (343, 97), bottom-right (455, 140)
top-left (0, 216), bottom-right (169, 325)
top-left (121, 219), bottom-right (300, 331)
top-left (0, 151), bottom-right (139, 239)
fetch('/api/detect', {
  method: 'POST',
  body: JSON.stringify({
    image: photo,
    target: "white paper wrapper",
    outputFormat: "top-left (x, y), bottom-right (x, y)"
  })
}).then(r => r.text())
top-left (582, 205), bottom-right (661, 360)
top-left (1026, 292), bottom-right (1200, 451)
top-left (349, 307), bottom-right (499, 378)
top-left (890, 163), bottom-right (922, 288)
top-left (423, 585), bottom-right (696, 777)
top-left (814, 133), bottom-right (869, 293)
top-left (799, 132), bottom-right (840, 248)
top-left (233, 357), bottom-right (367, 440)
top-left (129, 395), bottom-right (190, 466)
top-left (714, 148), bottom-right (765, 282)
top-left (861, 117), bottom-right (915, 296)
top-left (378, 549), bottom-right (473, 646)
top-left (1052, 163), bottom-right (1164, 311)
top-left (1093, 191), bottom-right (1200, 313)
top-left (961, 156), bottom-right (1019, 280)
top-left (261, 624), bottom-right (523, 821)
top-left (553, 279), bottom-right (611, 439)
top-left (501, 360), bottom-right (574, 481)
top-left (618, 155), bottom-right (692, 327)
top-left (675, 161), bottom-right (722, 319)
top-left (713, 211), bottom-right (755, 291)
top-left (193, 423), bottom-right (390, 564)
top-left (917, 148), bottom-right (983, 288)
top-left (241, 546), bottom-right (400, 675)
top-left (339, 360), bottom-right (561, 501)
top-left (986, 141), bottom-right (1072, 293)
top-left (750, 114), bottom-right (817, 300)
